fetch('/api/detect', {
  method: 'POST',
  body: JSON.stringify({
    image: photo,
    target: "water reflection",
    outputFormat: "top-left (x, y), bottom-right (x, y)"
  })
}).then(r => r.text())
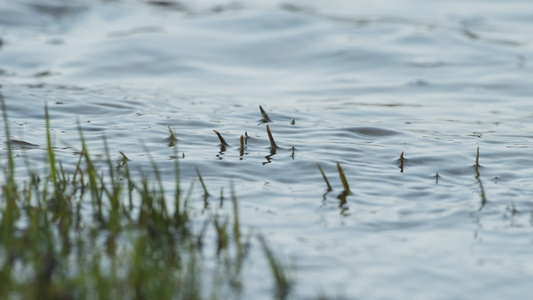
top-left (291, 146), bottom-right (295, 160)
top-left (336, 190), bottom-right (349, 216)
top-left (262, 149), bottom-right (276, 165)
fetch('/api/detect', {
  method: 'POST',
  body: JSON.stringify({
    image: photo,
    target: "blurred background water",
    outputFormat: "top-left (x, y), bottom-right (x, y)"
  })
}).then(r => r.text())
top-left (1, 0), bottom-right (533, 299)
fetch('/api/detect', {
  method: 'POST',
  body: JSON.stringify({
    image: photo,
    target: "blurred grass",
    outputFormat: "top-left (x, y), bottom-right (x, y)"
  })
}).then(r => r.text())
top-left (0, 102), bottom-right (294, 300)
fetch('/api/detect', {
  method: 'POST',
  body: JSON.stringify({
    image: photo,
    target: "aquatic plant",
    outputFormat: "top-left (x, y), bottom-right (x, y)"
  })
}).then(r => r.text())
top-left (259, 105), bottom-right (272, 123)
top-left (239, 135), bottom-right (245, 157)
top-left (399, 151), bottom-right (405, 173)
top-left (213, 130), bottom-right (229, 146)
top-left (266, 125), bottom-right (279, 150)
top-left (196, 167), bottom-right (210, 197)
top-left (316, 162), bottom-right (351, 214)
top-left (317, 163), bottom-right (333, 192)
top-left (474, 147), bottom-right (487, 210)
top-left (167, 125), bottom-right (178, 147)
top-left (0, 102), bottom-right (294, 300)
top-left (336, 162), bottom-right (350, 195)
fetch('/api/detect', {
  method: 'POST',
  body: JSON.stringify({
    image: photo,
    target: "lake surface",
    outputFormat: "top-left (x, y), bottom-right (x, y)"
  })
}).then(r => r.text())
top-left (2, 0), bottom-right (533, 299)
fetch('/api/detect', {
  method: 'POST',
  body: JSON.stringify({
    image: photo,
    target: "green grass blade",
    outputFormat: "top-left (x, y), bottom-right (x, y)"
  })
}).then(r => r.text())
top-left (475, 146), bottom-right (480, 167)
top-left (317, 163), bottom-right (333, 192)
top-left (196, 167), bottom-right (209, 197)
top-left (44, 104), bottom-right (58, 201)
top-left (336, 162), bottom-right (350, 194)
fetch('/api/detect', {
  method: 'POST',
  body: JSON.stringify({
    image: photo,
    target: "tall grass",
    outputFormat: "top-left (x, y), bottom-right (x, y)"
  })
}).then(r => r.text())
top-left (0, 102), bottom-right (293, 299)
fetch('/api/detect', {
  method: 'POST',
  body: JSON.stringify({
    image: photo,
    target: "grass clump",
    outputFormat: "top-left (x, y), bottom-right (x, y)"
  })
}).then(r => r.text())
top-left (0, 103), bottom-right (293, 300)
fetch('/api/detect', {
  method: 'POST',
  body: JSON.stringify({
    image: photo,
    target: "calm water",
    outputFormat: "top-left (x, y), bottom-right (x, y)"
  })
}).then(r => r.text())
top-left (2, 0), bottom-right (533, 299)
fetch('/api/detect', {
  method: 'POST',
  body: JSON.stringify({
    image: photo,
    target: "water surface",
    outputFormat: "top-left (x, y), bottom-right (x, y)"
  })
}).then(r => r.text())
top-left (1, 0), bottom-right (533, 299)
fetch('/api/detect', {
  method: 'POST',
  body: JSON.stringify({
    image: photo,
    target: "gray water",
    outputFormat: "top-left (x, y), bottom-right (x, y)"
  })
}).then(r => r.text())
top-left (2, 0), bottom-right (533, 299)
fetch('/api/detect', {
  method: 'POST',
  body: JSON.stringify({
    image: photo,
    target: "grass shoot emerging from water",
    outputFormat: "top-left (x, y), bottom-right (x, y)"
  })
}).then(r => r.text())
top-left (317, 163), bottom-right (333, 192)
top-left (474, 146), bottom-right (487, 210)
top-left (336, 162), bottom-right (350, 195)
top-left (259, 105), bottom-right (272, 123)
top-left (317, 162), bottom-right (351, 213)
top-left (475, 146), bottom-right (480, 167)
top-left (213, 130), bottom-right (229, 146)
top-left (0, 103), bottom-right (294, 300)
top-left (196, 166), bottom-right (210, 198)
top-left (266, 125), bottom-right (278, 150)
top-left (167, 125), bottom-right (178, 147)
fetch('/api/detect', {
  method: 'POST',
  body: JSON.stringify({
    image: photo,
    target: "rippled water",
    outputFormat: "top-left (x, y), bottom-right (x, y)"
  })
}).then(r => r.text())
top-left (2, 0), bottom-right (533, 299)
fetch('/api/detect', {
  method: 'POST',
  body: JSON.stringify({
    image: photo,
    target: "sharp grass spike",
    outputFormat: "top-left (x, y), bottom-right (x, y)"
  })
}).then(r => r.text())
top-left (239, 135), bottom-right (245, 157)
top-left (119, 151), bottom-right (129, 166)
top-left (336, 162), bottom-right (350, 194)
top-left (213, 130), bottom-right (229, 146)
top-left (168, 125), bottom-right (178, 146)
top-left (259, 105), bottom-right (272, 123)
top-left (475, 146), bottom-right (480, 167)
top-left (196, 167), bottom-right (210, 197)
top-left (317, 163), bottom-right (333, 192)
top-left (266, 125), bottom-right (278, 150)
top-left (168, 125), bottom-right (178, 142)
top-left (44, 103), bottom-right (60, 203)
